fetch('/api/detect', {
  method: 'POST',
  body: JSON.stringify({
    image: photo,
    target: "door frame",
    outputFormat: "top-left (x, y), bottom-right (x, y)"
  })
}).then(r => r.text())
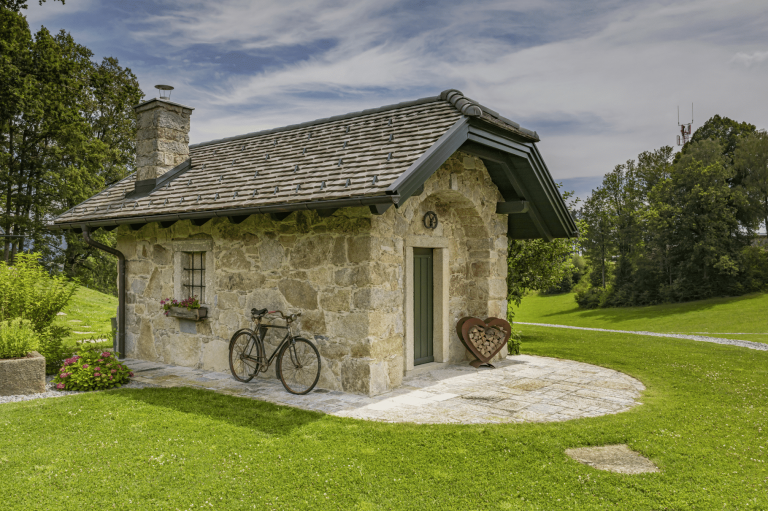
top-left (404, 235), bottom-right (449, 372)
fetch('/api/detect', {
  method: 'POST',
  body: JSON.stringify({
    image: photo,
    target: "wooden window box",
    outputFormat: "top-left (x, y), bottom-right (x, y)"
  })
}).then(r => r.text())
top-left (167, 306), bottom-right (208, 321)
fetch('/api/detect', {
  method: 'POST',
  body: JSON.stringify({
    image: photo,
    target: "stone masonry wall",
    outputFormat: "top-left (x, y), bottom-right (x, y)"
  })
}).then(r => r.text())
top-left (118, 150), bottom-right (508, 396)
top-left (372, 151), bottom-right (509, 372)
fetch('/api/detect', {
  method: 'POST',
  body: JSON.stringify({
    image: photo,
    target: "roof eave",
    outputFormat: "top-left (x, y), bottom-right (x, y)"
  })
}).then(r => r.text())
top-left (48, 194), bottom-right (399, 232)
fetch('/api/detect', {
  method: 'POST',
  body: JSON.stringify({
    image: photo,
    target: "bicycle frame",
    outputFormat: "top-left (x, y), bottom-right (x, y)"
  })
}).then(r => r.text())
top-left (241, 318), bottom-right (295, 375)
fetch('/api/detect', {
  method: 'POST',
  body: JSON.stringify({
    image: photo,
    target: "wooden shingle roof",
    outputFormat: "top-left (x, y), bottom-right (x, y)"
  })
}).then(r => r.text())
top-left (51, 90), bottom-right (577, 240)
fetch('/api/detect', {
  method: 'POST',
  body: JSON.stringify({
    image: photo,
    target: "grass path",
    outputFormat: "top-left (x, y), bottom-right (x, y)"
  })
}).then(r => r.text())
top-left (512, 292), bottom-right (768, 344)
top-left (516, 321), bottom-right (768, 351)
top-left (53, 286), bottom-right (117, 347)
top-left (2, 326), bottom-right (767, 509)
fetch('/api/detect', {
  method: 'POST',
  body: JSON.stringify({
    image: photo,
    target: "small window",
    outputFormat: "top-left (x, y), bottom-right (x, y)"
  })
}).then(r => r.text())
top-left (182, 252), bottom-right (205, 303)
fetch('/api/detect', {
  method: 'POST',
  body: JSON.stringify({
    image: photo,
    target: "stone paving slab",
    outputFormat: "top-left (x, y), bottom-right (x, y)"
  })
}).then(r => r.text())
top-left (122, 355), bottom-right (645, 424)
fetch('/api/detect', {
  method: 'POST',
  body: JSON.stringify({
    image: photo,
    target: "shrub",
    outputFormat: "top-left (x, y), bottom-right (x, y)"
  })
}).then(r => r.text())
top-left (508, 329), bottom-right (522, 355)
top-left (0, 253), bottom-right (77, 333)
top-left (575, 287), bottom-right (607, 309)
top-left (0, 319), bottom-right (38, 359)
top-left (52, 349), bottom-right (133, 391)
top-left (39, 326), bottom-right (72, 374)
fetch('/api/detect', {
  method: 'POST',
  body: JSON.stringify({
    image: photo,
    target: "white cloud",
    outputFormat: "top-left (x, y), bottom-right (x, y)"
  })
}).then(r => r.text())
top-left (27, 0), bottom-right (768, 181)
top-left (731, 51), bottom-right (768, 68)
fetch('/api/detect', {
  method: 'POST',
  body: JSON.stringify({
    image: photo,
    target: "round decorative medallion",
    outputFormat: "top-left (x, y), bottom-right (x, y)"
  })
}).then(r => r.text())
top-left (423, 211), bottom-right (438, 230)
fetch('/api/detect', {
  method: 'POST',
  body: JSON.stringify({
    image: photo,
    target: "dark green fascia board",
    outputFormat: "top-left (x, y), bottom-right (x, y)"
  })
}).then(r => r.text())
top-left (384, 115), bottom-right (574, 240)
top-left (464, 126), bottom-right (577, 238)
top-left (47, 195), bottom-right (399, 232)
top-left (461, 142), bottom-right (554, 241)
top-left (385, 117), bottom-right (470, 204)
top-left (496, 201), bottom-right (529, 214)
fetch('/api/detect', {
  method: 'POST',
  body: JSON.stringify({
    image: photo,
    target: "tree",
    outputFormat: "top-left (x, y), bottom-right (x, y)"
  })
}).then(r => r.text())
top-left (684, 114), bottom-right (757, 163)
top-left (647, 159), bottom-right (749, 301)
top-left (1, 0), bottom-right (63, 13)
top-left (507, 190), bottom-right (581, 310)
top-left (734, 131), bottom-right (768, 233)
top-left (580, 187), bottom-right (612, 289)
top-left (0, 7), bottom-right (142, 294)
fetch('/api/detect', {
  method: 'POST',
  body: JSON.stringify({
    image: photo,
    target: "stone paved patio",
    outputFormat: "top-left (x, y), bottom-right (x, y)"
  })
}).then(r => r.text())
top-left (125, 354), bottom-right (644, 424)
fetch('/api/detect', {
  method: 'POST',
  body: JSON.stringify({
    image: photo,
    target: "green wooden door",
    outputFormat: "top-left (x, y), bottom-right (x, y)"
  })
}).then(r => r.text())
top-left (413, 248), bottom-right (434, 365)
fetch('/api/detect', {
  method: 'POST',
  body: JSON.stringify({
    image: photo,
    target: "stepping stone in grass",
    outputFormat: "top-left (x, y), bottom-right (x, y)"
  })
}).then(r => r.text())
top-left (56, 312), bottom-right (67, 316)
top-left (565, 444), bottom-right (659, 474)
top-left (77, 338), bottom-right (108, 344)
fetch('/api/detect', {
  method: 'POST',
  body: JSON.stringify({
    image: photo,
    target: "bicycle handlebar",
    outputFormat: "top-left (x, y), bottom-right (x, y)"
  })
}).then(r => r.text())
top-left (251, 308), bottom-right (301, 322)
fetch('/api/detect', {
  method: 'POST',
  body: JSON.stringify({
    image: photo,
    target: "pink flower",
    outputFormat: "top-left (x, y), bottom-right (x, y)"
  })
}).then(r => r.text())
top-left (94, 372), bottom-right (101, 377)
top-left (101, 352), bottom-right (110, 357)
top-left (129, 372), bottom-right (134, 377)
top-left (56, 383), bottom-right (65, 389)
top-left (111, 369), bottom-right (117, 374)
top-left (109, 375), bottom-right (113, 380)
top-left (82, 364), bottom-right (89, 369)
top-left (61, 373), bottom-right (68, 378)
top-left (94, 367), bottom-right (100, 371)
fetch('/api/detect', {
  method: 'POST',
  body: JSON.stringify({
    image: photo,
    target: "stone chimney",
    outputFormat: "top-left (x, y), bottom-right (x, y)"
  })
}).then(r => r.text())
top-left (131, 96), bottom-right (194, 193)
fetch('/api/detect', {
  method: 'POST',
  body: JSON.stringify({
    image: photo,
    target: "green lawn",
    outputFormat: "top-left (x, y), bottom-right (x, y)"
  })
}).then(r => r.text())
top-left (512, 291), bottom-right (768, 343)
top-left (2, 326), bottom-right (766, 509)
top-left (53, 286), bottom-right (117, 348)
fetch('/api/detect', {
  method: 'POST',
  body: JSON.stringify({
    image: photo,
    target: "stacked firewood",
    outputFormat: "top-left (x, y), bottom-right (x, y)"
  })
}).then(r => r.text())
top-left (468, 325), bottom-right (506, 358)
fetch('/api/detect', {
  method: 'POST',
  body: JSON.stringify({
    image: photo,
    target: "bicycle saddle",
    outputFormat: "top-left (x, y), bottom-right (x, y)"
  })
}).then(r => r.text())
top-left (251, 308), bottom-right (268, 316)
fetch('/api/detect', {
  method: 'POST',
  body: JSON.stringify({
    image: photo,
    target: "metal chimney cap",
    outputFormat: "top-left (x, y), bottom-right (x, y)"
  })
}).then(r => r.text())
top-left (155, 84), bottom-right (174, 99)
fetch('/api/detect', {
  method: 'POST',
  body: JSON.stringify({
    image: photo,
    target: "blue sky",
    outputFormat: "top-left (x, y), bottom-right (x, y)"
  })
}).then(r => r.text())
top-left (25, 0), bottom-right (768, 202)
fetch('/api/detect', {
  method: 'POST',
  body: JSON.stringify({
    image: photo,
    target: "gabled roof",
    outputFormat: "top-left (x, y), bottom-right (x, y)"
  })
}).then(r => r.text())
top-left (50, 90), bottom-right (576, 239)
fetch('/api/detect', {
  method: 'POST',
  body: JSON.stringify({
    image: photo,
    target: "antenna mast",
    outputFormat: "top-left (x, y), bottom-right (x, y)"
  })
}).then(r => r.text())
top-left (677, 103), bottom-right (693, 146)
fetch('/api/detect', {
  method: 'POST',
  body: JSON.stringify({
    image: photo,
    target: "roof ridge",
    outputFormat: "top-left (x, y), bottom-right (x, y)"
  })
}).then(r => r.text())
top-left (189, 95), bottom-right (443, 149)
top-left (188, 89), bottom-right (537, 149)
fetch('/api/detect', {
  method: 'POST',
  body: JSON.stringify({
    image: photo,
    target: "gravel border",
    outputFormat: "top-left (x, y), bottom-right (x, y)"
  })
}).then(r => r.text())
top-left (0, 375), bottom-right (161, 405)
top-left (516, 322), bottom-right (768, 351)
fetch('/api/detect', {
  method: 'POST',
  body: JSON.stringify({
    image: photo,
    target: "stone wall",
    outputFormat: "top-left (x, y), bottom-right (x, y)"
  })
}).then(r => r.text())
top-left (118, 150), bottom-right (508, 395)
top-left (371, 151), bottom-right (509, 372)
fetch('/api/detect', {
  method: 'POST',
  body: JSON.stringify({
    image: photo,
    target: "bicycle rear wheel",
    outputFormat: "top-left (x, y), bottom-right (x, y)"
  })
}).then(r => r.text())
top-left (229, 329), bottom-right (260, 382)
top-left (277, 337), bottom-right (321, 394)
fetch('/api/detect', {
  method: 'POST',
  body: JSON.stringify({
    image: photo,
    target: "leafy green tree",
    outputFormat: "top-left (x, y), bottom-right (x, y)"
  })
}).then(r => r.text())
top-left (0, 6), bottom-right (142, 294)
top-left (507, 191), bottom-right (581, 310)
top-left (684, 114), bottom-right (757, 163)
top-left (507, 230), bottom-right (581, 310)
top-left (636, 146), bottom-right (674, 199)
top-left (734, 131), bottom-right (768, 233)
top-left (647, 160), bottom-right (749, 300)
top-left (0, 0), bottom-right (63, 13)
top-left (580, 187), bottom-right (612, 289)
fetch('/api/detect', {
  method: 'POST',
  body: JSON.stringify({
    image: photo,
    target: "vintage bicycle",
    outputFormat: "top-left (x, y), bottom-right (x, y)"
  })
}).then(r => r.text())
top-left (228, 308), bottom-right (321, 394)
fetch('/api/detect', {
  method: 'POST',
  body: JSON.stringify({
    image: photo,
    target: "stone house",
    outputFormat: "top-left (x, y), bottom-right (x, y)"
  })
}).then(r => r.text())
top-left (51, 89), bottom-right (576, 396)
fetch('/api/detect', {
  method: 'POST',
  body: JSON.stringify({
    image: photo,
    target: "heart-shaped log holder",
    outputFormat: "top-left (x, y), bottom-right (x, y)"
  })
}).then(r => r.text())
top-left (456, 316), bottom-right (512, 368)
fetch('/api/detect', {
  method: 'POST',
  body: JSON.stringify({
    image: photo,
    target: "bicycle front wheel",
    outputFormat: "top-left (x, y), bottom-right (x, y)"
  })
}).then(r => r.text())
top-left (277, 337), bottom-right (321, 394)
top-left (229, 329), bottom-right (260, 382)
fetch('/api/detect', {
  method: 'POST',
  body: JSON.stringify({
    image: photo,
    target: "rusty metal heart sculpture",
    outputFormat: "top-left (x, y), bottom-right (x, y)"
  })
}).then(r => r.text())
top-left (456, 316), bottom-right (512, 368)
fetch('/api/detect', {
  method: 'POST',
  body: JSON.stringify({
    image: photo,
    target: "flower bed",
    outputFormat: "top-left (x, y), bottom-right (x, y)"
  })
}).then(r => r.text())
top-left (52, 349), bottom-right (133, 391)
